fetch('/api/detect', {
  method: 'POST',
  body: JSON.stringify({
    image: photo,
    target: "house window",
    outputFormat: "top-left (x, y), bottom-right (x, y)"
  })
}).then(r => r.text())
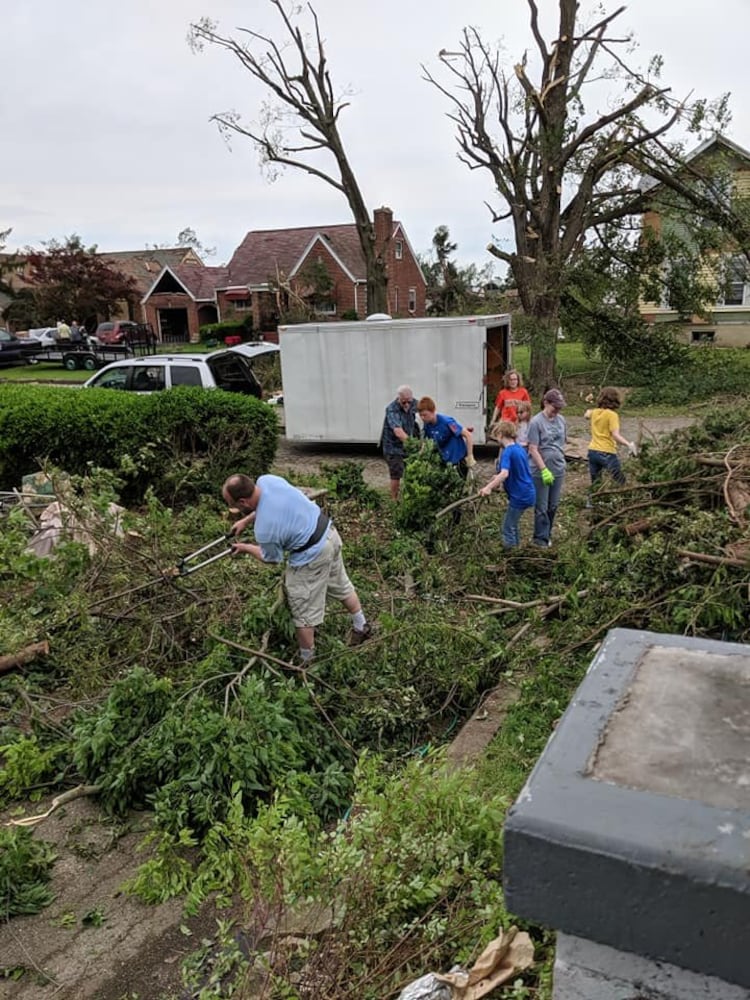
top-left (408, 287), bottom-right (417, 313)
top-left (395, 240), bottom-right (403, 260)
top-left (313, 301), bottom-right (337, 315)
top-left (233, 298), bottom-right (251, 312)
top-left (723, 255), bottom-right (748, 306)
top-left (691, 330), bottom-right (715, 344)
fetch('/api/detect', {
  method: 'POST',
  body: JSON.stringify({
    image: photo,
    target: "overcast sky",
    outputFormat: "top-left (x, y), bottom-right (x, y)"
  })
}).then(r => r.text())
top-left (2, 0), bottom-right (748, 272)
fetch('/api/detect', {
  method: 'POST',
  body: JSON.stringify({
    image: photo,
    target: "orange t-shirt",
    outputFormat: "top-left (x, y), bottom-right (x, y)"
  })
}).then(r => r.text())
top-left (494, 387), bottom-right (531, 423)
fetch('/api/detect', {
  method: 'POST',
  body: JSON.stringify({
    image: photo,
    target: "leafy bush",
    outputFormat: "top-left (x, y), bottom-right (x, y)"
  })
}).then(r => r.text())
top-left (0, 385), bottom-right (278, 505)
top-left (395, 439), bottom-right (466, 532)
top-left (199, 317), bottom-right (254, 342)
top-left (0, 827), bottom-right (57, 917)
top-left (627, 345), bottom-right (750, 406)
top-left (0, 736), bottom-right (68, 807)
top-left (72, 664), bottom-right (348, 834)
top-left (322, 461), bottom-right (381, 506)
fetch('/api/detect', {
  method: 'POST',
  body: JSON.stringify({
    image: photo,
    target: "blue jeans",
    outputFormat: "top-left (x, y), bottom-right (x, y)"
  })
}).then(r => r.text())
top-left (588, 449), bottom-right (625, 486)
top-left (502, 504), bottom-right (531, 547)
top-left (532, 471), bottom-right (564, 546)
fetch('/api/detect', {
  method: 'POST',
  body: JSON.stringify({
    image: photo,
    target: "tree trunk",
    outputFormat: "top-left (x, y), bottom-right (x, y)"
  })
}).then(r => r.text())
top-left (367, 257), bottom-right (389, 315)
top-left (529, 315), bottom-right (559, 393)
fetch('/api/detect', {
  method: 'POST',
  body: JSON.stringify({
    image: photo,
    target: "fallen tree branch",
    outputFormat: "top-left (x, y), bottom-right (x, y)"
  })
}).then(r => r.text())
top-left (467, 590), bottom-right (587, 609)
top-left (677, 549), bottom-right (750, 569)
top-left (6, 784), bottom-right (101, 828)
top-left (0, 640), bottom-right (50, 675)
top-left (435, 492), bottom-right (485, 519)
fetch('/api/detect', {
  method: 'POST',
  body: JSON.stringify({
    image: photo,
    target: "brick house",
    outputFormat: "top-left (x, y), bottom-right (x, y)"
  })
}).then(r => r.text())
top-left (142, 263), bottom-right (227, 343)
top-left (639, 134), bottom-right (750, 347)
top-left (215, 206), bottom-right (426, 337)
top-left (99, 248), bottom-right (204, 325)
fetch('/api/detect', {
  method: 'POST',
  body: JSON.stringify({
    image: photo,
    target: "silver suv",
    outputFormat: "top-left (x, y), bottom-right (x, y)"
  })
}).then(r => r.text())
top-left (83, 344), bottom-right (278, 397)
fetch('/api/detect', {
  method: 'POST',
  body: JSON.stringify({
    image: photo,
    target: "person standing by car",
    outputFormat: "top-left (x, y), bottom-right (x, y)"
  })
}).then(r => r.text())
top-left (381, 385), bottom-right (419, 500)
top-left (223, 473), bottom-right (372, 665)
top-left (70, 321), bottom-right (83, 344)
top-left (56, 319), bottom-right (71, 343)
top-left (527, 388), bottom-right (568, 548)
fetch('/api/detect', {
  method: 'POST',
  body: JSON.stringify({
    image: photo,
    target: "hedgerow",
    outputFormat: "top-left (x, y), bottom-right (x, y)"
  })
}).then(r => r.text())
top-left (0, 384), bottom-right (278, 504)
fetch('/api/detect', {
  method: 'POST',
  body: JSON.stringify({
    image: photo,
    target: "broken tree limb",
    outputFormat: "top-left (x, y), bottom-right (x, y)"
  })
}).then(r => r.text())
top-left (677, 549), bottom-right (750, 569)
top-left (6, 784), bottom-right (101, 828)
top-left (0, 640), bottom-right (50, 675)
top-left (435, 491), bottom-right (485, 519)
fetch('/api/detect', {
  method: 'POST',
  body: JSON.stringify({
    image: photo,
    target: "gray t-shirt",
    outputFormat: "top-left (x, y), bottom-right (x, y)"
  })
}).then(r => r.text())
top-left (527, 411), bottom-right (567, 476)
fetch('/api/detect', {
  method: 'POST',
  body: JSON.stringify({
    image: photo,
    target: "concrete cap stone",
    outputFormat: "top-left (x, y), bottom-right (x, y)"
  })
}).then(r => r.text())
top-left (503, 628), bottom-right (750, 988)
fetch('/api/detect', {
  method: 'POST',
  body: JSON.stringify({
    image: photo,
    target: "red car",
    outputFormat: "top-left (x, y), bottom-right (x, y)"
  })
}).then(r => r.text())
top-left (95, 321), bottom-right (154, 346)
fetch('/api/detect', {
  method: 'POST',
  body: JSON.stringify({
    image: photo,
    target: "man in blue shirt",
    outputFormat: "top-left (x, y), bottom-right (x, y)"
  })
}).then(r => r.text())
top-left (381, 385), bottom-right (419, 499)
top-left (416, 396), bottom-right (476, 478)
top-left (223, 473), bottom-right (371, 664)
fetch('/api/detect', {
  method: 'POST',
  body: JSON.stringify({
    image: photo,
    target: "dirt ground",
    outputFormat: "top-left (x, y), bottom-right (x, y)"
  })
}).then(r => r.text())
top-left (271, 410), bottom-right (697, 488)
top-left (0, 412), bottom-right (696, 1000)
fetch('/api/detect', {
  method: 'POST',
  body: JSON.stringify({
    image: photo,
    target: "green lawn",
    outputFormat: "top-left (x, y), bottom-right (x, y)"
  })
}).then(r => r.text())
top-left (0, 363), bottom-right (90, 383)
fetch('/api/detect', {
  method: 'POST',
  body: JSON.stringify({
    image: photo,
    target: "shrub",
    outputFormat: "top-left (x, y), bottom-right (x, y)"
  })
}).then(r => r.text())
top-left (0, 827), bottom-right (57, 917)
top-left (627, 345), bottom-right (750, 406)
top-left (0, 385), bottom-right (278, 505)
top-left (199, 318), bottom-right (253, 343)
top-left (394, 439), bottom-right (466, 532)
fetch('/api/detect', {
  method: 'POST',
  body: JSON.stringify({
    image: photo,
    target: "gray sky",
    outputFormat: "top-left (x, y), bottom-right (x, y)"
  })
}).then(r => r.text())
top-left (2, 0), bottom-right (748, 271)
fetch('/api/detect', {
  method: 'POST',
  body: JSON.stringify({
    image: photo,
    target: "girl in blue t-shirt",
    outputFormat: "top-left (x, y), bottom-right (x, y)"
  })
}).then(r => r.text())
top-left (479, 420), bottom-right (536, 547)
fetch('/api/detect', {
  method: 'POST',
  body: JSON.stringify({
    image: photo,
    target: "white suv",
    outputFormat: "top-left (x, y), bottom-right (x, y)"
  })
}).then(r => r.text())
top-left (83, 343), bottom-right (278, 397)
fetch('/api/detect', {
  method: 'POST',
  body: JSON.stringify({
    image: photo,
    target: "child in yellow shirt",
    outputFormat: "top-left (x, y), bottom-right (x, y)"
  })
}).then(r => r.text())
top-left (584, 387), bottom-right (636, 490)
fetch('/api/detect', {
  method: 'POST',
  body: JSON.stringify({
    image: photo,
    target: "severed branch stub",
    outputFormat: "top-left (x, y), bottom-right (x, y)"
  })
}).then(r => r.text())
top-left (0, 640), bottom-right (50, 676)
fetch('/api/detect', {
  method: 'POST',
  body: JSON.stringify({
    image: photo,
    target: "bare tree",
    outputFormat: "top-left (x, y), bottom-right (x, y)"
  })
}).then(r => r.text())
top-left (189, 1), bottom-right (389, 315)
top-left (426, 0), bottom-right (732, 388)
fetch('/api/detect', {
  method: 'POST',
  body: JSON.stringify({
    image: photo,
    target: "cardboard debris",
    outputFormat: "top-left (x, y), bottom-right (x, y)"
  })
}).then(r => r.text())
top-left (398, 926), bottom-right (534, 1000)
top-left (26, 501), bottom-right (124, 558)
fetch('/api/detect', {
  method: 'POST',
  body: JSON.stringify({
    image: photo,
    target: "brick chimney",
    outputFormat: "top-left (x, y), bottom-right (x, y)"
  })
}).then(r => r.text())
top-left (373, 206), bottom-right (393, 252)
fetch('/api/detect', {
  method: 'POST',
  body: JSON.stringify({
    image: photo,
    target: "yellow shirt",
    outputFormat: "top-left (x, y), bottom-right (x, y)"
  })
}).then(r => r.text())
top-left (589, 408), bottom-right (619, 454)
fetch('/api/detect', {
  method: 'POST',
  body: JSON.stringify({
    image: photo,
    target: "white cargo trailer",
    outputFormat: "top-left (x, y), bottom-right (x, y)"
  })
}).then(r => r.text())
top-left (277, 314), bottom-right (512, 445)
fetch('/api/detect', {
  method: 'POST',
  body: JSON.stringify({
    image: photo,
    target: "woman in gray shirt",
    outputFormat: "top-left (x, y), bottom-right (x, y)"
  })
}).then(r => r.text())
top-left (527, 388), bottom-right (567, 547)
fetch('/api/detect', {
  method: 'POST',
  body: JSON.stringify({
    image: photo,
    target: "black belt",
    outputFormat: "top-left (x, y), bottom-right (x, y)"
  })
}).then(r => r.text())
top-left (291, 510), bottom-right (330, 553)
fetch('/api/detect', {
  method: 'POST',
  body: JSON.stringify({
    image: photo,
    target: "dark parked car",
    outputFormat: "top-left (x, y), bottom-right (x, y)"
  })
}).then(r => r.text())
top-left (95, 321), bottom-right (155, 346)
top-left (0, 329), bottom-right (37, 365)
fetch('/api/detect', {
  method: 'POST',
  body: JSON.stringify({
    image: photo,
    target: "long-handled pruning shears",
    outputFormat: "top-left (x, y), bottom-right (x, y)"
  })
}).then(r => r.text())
top-left (175, 533), bottom-right (236, 576)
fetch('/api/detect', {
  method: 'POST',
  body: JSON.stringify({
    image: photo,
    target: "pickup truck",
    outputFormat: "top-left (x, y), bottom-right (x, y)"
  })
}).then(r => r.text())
top-left (0, 329), bottom-right (39, 366)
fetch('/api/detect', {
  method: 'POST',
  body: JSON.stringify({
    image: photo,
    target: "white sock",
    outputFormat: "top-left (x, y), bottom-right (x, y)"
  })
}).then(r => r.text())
top-left (300, 647), bottom-right (315, 662)
top-left (351, 610), bottom-right (367, 631)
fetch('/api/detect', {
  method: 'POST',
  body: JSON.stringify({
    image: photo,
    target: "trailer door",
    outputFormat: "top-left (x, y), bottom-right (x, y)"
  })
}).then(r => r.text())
top-left (485, 321), bottom-right (511, 427)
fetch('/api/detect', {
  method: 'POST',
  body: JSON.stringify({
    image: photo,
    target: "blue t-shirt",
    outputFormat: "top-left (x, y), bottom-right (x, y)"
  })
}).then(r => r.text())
top-left (498, 442), bottom-right (536, 509)
top-left (423, 413), bottom-right (467, 465)
top-left (254, 474), bottom-right (327, 567)
top-left (381, 398), bottom-right (418, 455)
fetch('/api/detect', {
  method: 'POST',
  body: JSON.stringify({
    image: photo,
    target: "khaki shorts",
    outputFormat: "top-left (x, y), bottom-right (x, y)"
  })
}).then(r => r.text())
top-left (284, 526), bottom-right (355, 628)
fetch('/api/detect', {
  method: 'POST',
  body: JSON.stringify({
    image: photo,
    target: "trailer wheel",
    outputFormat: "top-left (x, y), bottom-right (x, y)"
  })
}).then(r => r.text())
top-left (82, 355), bottom-right (97, 371)
top-left (63, 354), bottom-right (80, 371)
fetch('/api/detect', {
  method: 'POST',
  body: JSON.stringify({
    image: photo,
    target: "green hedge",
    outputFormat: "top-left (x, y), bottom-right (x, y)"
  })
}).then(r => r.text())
top-left (199, 318), bottom-right (253, 343)
top-left (0, 385), bottom-right (278, 505)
